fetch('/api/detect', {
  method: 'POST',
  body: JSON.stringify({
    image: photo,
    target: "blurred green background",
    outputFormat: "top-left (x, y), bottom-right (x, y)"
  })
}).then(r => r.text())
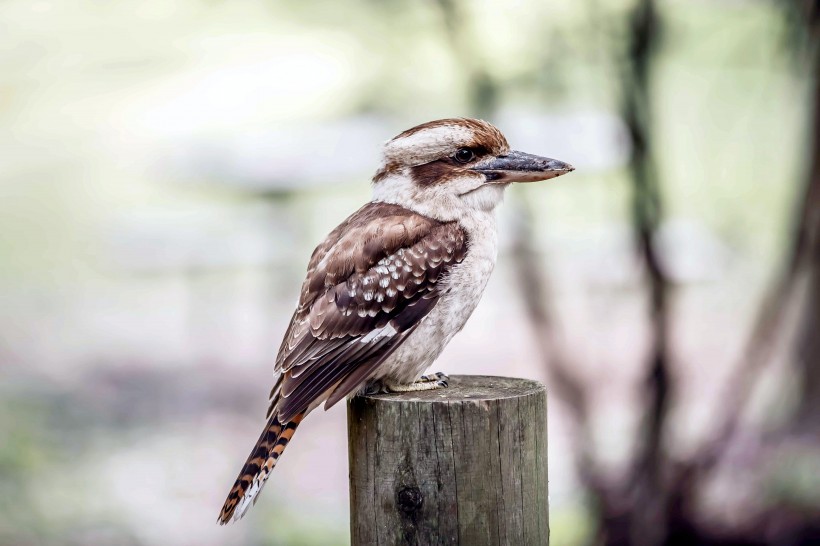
top-left (1, 0), bottom-right (817, 545)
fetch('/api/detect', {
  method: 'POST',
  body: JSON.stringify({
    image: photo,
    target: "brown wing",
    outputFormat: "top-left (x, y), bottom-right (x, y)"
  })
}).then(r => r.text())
top-left (268, 202), bottom-right (467, 422)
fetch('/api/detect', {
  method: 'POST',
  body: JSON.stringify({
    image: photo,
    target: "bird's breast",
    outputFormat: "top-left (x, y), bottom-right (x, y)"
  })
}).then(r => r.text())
top-left (371, 211), bottom-right (499, 385)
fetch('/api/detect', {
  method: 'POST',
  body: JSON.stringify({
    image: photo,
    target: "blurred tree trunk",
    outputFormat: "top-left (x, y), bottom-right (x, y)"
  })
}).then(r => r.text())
top-left (716, 0), bottom-right (820, 441)
top-left (693, 0), bottom-right (820, 465)
top-left (791, 1), bottom-right (820, 430)
top-left (604, 1), bottom-right (674, 545)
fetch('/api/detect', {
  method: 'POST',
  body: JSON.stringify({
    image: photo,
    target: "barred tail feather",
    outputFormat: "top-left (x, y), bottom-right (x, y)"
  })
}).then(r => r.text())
top-left (218, 412), bottom-right (304, 524)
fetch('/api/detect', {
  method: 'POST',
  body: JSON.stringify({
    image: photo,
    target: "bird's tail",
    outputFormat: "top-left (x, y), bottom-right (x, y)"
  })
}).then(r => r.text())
top-left (217, 412), bottom-right (305, 524)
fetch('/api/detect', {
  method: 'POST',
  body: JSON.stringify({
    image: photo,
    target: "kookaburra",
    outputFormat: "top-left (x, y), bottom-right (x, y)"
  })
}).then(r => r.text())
top-left (218, 118), bottom-right (573, 524)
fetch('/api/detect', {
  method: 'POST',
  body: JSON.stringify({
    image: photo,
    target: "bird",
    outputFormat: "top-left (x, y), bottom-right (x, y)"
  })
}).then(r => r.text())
top-left (217, 117), bottom-right (574, 524)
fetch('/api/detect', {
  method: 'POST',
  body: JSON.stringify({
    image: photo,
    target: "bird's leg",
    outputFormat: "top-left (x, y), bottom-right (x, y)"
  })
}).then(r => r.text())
top-left (416, 372), bottom-right (449, 384)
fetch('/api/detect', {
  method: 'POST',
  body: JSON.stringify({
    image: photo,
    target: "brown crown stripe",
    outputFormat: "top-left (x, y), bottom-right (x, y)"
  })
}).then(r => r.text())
top-left (391, 118), bottom-right (508, 151)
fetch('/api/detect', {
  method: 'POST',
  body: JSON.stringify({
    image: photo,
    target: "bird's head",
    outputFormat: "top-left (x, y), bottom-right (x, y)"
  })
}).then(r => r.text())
top-left (372, 118), bottom-right (574, 220)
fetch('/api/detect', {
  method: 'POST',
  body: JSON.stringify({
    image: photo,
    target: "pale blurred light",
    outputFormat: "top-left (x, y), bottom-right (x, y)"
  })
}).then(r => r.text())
top-left (117, 34), bottom-right (362, 139)
top-left (163, 116), bottom-right (386, 191)
top-left (499, 109), bottom-right (630, 173)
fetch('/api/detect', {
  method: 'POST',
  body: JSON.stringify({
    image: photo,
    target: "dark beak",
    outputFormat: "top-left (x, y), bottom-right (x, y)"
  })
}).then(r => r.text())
top-left (470, 150), bottom-right (574, 183)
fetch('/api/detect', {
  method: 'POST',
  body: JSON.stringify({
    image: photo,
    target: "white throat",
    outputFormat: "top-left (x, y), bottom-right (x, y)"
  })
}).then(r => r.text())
top-left (371, 169), bottom-right (508, 223)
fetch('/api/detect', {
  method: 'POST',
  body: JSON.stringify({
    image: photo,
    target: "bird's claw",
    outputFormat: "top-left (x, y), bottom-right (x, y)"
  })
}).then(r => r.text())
top-left (377, 373), bottom-right (450, 393)
top-left (418, 372), bottom-right (449, 385)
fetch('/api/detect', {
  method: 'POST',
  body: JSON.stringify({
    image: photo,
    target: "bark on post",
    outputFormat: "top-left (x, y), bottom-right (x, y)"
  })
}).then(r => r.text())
top-left (347, 375), bottom-right (548, 546)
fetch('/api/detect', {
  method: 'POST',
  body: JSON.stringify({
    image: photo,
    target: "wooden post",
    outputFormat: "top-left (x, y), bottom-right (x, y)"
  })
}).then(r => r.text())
top-left (347, 375), bottom-right (548, 546)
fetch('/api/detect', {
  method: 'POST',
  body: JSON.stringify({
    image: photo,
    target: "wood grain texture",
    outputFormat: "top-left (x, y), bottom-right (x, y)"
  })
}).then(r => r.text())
top-left (348, 375), bottom-right (548, 546)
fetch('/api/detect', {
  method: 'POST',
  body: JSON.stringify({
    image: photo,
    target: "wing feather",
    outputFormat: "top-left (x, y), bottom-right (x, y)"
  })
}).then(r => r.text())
top-left (267, 202), bottom-right (467, 421)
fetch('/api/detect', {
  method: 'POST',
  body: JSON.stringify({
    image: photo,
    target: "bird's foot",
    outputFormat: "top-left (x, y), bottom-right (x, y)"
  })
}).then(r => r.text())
top-left (416, 372), bottom-right (449, 386)
top-left (382, 376), bottom-right (449, 393)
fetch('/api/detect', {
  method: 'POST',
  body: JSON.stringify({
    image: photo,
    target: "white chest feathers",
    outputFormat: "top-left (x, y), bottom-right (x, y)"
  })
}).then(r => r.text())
top-left (373, 210), bottom-right (499, 384)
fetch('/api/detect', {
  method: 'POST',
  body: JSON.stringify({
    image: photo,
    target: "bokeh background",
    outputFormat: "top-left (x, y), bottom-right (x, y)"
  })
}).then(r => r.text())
top-left (1, 0), bottom-right (818, 545)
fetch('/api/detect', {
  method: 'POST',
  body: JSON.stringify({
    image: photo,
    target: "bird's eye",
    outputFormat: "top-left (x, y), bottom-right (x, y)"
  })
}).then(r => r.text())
top-left (454, 148), bottom-right (475, 164)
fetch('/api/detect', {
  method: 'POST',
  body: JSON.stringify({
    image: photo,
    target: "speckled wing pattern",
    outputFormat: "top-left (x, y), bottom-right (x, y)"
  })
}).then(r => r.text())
top-left (218, 201), bottom-right (467, 524)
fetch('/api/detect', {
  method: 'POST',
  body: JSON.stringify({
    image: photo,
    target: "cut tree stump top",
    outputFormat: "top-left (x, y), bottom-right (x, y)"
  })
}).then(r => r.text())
top-left (357, 374), bottom-right (545, 403)
top-left (348, 374), bottom-right (549, 546)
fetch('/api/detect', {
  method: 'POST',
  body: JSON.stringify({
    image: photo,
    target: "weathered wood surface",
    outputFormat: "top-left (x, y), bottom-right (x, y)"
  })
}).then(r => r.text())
top-left (347, 375), bottom-right (548, 546)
